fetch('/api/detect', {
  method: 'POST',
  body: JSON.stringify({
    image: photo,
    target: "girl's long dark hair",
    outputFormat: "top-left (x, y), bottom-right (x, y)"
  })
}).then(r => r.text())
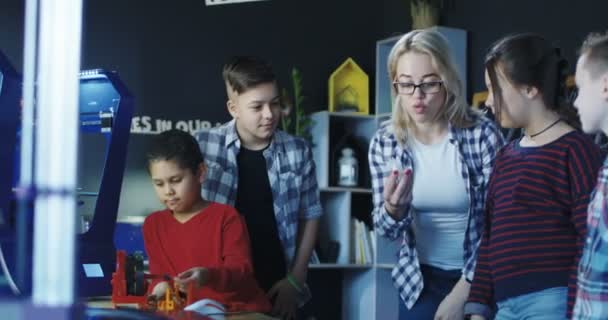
top-left (485, 33), bottom-right (580, 129)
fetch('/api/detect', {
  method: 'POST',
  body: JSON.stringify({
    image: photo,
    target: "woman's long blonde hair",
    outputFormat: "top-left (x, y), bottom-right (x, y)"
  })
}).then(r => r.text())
top-left (388, 29), bottom-right (477, 144)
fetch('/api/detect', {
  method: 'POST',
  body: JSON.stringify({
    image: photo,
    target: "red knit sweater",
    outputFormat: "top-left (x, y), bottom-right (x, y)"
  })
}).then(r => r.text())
top-left (143, 202), bottom-right (271, 313)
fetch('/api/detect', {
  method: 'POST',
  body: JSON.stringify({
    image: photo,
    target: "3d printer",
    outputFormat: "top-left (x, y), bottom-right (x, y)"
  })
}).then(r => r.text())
top-left (0, 60), bottom-right (135, 298)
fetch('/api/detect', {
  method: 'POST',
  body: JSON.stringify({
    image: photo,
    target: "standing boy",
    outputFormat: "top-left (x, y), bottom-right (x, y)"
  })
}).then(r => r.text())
top-left (196, 56), bottom-right (322, 320)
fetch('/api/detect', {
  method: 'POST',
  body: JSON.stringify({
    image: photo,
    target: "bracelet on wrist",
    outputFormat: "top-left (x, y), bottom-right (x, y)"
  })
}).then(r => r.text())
top-left (286, 273), bottom-right (303, 293)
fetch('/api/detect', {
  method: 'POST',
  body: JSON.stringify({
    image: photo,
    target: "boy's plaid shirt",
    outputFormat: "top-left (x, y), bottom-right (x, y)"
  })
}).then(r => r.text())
top-left (368, 115), bottom-right (503, 309)
top-left (575, 157), bottom-right (608, 320)
top-left (196, 120), bottom-right (323, 265)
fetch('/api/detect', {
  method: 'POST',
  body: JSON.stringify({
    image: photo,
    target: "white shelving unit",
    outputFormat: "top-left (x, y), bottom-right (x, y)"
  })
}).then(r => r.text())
top-left (309, 263), bottom-right (374, 270)
top-left (319, 186), bottom-right (372, 194)
top-left (309, 111), bottom-right (401, 320)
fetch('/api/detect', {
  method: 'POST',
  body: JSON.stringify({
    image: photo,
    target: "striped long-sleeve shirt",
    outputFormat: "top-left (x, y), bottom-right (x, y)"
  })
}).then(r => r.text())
top-left (466, 131), bottom-right (602, 319)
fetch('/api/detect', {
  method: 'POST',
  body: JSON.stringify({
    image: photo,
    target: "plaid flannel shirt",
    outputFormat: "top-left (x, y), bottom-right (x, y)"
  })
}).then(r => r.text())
top-left (369, 114), bottom-right (503, 309)
top-left (195, 120), bottom-right (323, 266)
top-left (575, 158), bottom-right (608, 319)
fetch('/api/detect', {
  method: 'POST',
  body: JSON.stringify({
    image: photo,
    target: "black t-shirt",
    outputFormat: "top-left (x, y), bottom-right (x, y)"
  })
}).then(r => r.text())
top-left (235, 146), bottom-right (287, 292)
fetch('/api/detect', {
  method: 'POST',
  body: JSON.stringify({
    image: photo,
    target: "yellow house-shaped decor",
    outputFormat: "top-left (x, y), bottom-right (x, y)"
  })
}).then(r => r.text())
top-left (328, 57), bottom-right (369, 114)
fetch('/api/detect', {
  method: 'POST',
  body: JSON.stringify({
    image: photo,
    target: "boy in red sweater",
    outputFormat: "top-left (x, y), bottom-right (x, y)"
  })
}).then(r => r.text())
top-left (143, 129), bottom-right (271, 314)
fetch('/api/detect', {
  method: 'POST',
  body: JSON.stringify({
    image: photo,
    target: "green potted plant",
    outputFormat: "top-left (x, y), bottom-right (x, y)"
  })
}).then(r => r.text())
top-left (409, 0), bottom-right (445, 29)
top-left (281, 67), bottom-right (313, 143)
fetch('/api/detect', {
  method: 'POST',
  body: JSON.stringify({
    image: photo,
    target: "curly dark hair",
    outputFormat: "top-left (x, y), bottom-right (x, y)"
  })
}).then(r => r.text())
top-left (146, 129), bottom-right (204, 174)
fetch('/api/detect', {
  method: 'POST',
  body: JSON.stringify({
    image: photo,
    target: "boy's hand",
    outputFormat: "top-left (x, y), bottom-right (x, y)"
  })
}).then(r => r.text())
top-left (175, 267), bottom-right (208, 292)
top-left (147, 281), bottom-right (170, 309)
top-left (267, 278), bottom-right (298, 320)
top-left (470, 316), bottom-right (486, 320)
top-left (383, 169), bottom-right (413, 219)
top-left (146, 295), bottom-right (158, 310)
top-left (151, 281), bottom-right (170, 298)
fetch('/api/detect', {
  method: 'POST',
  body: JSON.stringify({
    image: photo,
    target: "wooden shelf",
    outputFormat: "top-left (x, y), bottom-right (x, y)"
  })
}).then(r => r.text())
top-left (318, 111), bottom-right (376, 119)
top-left (375, 112), bottom-right (391, 119)
top-left (309, 263), bottom-right (395, 270)
top-left (309, 263), bottom-right (374, 270)
top-left (320, 186), bottom-right (372, 194)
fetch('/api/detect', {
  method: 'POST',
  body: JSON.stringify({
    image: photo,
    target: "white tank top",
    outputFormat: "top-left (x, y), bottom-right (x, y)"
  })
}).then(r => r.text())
top-left (409, 134), bottom-right (468, 270)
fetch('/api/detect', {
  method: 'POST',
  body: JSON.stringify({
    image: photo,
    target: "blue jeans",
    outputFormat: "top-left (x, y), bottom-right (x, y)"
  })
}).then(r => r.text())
top-left (398, 265), bottom-right (461, 320)
top-left (495, 287), bottom-right (567, 320)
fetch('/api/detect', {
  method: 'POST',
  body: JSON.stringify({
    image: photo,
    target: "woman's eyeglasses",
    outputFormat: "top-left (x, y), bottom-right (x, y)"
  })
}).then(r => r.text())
top-left (393, 81), bottom-right (443, 95)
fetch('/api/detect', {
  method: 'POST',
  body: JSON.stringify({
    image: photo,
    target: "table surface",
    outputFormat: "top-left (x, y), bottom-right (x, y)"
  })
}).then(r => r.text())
top-left (84, 297), bottom-right (279, 320)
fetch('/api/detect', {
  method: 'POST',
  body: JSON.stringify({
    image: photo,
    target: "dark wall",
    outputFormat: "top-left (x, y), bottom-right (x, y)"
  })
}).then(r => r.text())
top-left (95, 0), bottom-right (383, 216)
top-left (1, 0), bottom-right (607, 217)
top-left (0, 0), bottom-right (385, 216)
top-left (81, 0), bottom-right (382, 120)
top-left (380, 0), bottom-right (608, 95)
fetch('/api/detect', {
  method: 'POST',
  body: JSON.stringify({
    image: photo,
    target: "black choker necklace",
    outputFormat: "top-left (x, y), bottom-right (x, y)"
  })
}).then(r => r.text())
top-left (527, 118), bottom-right (562, 138)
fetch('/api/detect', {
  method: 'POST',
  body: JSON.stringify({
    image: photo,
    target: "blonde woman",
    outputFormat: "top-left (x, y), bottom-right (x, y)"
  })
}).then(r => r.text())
top-left (369, 29), bottom-right (503, 319)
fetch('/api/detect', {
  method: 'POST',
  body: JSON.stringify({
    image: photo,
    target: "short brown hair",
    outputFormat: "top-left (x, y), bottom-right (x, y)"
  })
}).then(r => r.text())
top-left (222, 56), bottom-right (276, 94)
top-left (579, 32), bottom-right (608, 79)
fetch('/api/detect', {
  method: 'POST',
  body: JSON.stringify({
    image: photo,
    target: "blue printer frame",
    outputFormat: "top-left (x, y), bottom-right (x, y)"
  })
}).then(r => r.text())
top-left (0, 61), bottom-right (134, 297)
top-left (0, 51), bottom-right (29, 296)
top-left (77, 69), bottom-right (134, 297)
top-left (0, 51), bottom-right (21, 234)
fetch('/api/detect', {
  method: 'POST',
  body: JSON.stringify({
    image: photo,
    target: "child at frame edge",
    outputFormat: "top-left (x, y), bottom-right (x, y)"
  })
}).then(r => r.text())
top-left (143, 129), bottom-right (272, 314)
top-left (573, 31), bottom-right (608, 320)
top-left (196, 56), bottom-right (322, 320)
